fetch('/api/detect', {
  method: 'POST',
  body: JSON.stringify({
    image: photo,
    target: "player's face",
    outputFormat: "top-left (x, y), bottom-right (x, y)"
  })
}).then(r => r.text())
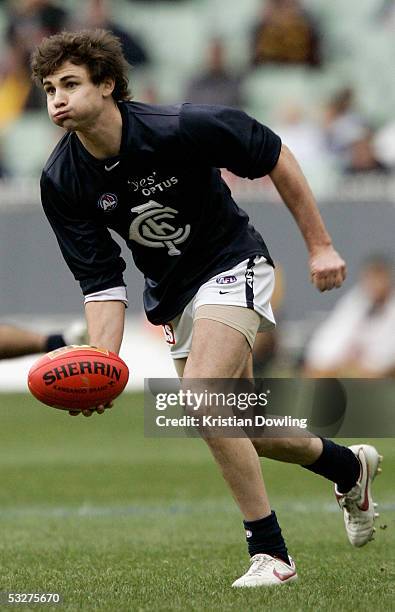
top-left (43, 61), bottom-right (114, 132)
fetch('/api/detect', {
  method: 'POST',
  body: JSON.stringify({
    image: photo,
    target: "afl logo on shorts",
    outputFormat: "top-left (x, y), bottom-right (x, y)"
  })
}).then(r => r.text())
top-left (98, 193), bottom-right (118, 212)
top-left (216, 275), bottom-right (237, 285)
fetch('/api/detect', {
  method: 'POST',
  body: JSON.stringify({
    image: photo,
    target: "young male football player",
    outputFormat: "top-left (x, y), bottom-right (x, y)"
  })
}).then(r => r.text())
top-left (31, 30), bottom-right (381, 587)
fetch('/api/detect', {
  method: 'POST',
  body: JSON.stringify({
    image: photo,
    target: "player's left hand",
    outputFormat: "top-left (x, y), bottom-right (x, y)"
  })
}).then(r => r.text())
top-left (309, 245), bottom-right (347, 292)
top-left (69, 402), bottom-right (113, 417)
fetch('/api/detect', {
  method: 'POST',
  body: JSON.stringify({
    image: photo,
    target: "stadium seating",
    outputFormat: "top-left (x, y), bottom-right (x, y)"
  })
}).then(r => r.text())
top-left (1, 0), bottom-right (395, 176)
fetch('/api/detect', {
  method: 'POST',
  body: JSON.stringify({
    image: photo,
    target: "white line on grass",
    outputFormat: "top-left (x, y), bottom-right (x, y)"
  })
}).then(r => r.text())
top-left (0, 500), bottom-right (394, 519)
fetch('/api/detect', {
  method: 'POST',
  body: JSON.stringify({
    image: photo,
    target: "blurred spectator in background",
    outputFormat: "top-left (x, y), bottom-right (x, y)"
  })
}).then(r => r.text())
top-left (0, 0), bottom-right (69, 122)
top-left (322, 87), bottom-right (366, 161)
top-left (129, 0), bottom-right (185, 4)
top-left (304, 255), bottom-right (395, 378)
top-left (126, 0), bottom-right (186, 2)
top-left (273, 101), bottom-right (328, 172)
top-left (7, 0), bottom-right (68, 44)
top-left (0, 143), bottom-right (9, 177)
top-left (251, 0), bottom-right (322, 68)
top-left (0, 42), bottom-right (31, 127)
top-left (374, 119), bottom-right (395, 170)
top-left (377, 0), bottom-right (395, 28)
top-left (138, 83), bottom-right (160, 104)
top-left (184, 38), bottom-right (243, 107)
top-left (344, 131), bottom-right (391, 176)
top-left (77, 0), bottom-right (149, 68)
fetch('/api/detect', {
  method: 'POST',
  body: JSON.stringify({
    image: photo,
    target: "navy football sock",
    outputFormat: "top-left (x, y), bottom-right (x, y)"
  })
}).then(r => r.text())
top-left (243, 511), bottom-right (290, 565)
top-left (45, 334), bottom-right (66, 352)
top-left (303, 438), bottom-right (360, 493)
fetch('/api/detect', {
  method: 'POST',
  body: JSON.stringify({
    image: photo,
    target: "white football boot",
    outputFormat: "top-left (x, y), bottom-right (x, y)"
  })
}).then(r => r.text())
top-left (335, 444), bottom-right (383, 547)
top-left (232, 554), bottom-right (297, 587)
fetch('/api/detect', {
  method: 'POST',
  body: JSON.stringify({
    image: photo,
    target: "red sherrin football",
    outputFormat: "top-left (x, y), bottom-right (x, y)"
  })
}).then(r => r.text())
top-left (28, 345), bottom-right (129, 411)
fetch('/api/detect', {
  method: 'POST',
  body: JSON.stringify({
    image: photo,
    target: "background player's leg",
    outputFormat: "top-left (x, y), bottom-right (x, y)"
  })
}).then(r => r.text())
top-left (0, 325), bottom-right (47, 359)
top-left (0, 325), bottom-right (52, 359)
top-left (0, 323), bottom-right (85, 360)
top-left (183, 318), bottom-right (271, 520)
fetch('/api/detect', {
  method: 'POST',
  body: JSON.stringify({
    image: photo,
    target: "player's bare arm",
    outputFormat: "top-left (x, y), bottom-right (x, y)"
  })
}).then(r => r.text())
top-left (269, 144), bottom-right (346, 292)
top-left (85, 300), bottom-right (125, 354)
top-left (68, 300), bottom-right (125, 418)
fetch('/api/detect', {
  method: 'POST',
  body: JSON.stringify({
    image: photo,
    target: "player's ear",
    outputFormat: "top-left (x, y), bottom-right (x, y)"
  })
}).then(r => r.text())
top-left (101, 77), bottom-right (115, 98)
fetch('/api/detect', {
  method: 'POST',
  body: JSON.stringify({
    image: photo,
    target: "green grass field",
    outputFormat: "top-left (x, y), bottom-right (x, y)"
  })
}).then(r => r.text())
top-left (0, 393), bottom-right (394, 611)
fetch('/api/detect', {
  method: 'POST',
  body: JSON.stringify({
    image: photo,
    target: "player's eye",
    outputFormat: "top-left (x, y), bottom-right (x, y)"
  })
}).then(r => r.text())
top-left (45, 87), bottom-right (55, 95)
top-left (66, 81), bottom-right (78, 89)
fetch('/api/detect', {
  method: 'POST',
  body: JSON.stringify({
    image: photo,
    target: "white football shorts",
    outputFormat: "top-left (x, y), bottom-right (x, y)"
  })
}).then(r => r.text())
top-left (162, 255), bottom-right (276, 359)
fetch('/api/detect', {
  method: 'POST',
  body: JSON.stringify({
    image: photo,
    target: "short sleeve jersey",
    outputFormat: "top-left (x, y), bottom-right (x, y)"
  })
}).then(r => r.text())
top-left (41, 102), bottom-right (281, 324)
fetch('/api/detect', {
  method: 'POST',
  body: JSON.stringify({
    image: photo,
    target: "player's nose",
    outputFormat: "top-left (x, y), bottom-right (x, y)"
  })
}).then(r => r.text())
top-left (53, 90), bottom-right (67, 107)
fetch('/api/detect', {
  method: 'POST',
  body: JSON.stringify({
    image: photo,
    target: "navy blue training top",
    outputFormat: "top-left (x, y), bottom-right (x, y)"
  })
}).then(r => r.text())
top-left (40, 102), bottom-right (282, 324)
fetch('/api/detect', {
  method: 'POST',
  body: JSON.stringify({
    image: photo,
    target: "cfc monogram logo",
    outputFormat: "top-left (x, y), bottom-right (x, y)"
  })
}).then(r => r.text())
top-left (129, 200), bottom-right (190, 256)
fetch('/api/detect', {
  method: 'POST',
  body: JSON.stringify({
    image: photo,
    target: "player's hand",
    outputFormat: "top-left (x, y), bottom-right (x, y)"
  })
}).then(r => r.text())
top-left (69, 402), bottom-right (113, 417)
top-left (309, 245), bottom-right (347, 292)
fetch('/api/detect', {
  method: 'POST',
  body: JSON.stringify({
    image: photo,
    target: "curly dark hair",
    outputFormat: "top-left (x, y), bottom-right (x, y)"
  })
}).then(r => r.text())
top-left (31, 29), bottom-right (131, 101)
